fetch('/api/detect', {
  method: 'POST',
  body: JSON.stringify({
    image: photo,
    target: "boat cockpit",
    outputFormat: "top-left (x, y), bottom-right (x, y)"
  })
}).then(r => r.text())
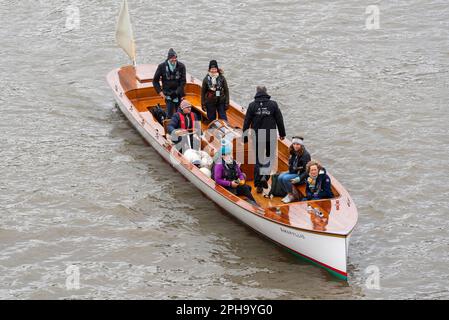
top-left (118, 69), bottom-right (340, 210)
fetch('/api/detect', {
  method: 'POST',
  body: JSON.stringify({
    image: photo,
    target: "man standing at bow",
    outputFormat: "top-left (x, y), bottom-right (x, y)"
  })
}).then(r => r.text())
top-left (153, 48), bottom-right (187, 119)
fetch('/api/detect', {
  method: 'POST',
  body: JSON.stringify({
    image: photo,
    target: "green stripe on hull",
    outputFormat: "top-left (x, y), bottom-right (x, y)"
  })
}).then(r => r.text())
top-left (285, 247), bottom-right (348, 281)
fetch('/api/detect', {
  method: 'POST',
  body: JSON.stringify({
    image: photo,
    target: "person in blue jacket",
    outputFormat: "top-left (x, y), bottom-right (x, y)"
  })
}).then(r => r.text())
top-left (304, 160), bottom-right (334, 201)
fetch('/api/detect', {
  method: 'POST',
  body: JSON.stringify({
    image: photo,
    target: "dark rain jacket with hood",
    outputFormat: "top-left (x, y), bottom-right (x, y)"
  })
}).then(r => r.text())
top-left (242, 91), bottom-right (286, 140)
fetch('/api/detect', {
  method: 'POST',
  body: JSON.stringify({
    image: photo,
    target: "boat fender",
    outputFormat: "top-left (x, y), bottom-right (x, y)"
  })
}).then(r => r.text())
top-left (183, 149), bottom-right (201, 164)
top-left (199, 151), bottom-right (213, 169)
top-left (199, 167), bottom-right (211, 178)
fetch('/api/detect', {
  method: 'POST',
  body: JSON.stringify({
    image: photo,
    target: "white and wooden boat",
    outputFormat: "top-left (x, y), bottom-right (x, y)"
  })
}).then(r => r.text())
top-left (108, 0), bottom-right (357, 280)
top-left (106, 64), bottom-right (358, 280)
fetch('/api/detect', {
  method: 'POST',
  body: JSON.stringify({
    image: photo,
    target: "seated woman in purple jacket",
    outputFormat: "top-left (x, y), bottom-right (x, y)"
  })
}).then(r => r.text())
top-left (214, 143), bottom-right (258, 206)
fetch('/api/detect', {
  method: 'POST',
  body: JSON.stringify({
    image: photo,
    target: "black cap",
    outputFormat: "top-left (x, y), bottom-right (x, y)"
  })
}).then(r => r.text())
top-left (208, 60), bottom-right (218, 70)
top-left (167, 48), bottom-right (177, 59)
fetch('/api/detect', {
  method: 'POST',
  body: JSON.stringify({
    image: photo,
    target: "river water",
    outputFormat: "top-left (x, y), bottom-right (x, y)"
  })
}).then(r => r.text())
top-left (1, 0), bottom-right (448, 299)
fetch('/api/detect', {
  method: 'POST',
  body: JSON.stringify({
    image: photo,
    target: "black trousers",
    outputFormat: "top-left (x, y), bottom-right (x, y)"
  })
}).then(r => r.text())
top-left (205, 100), bottom-right (228, 121)
top-left (253, 133), bottom-right (274, 187)
top-left (227, 184), bottom-right (255, 201)
top-left (165, 98), bottom-right (180, 119)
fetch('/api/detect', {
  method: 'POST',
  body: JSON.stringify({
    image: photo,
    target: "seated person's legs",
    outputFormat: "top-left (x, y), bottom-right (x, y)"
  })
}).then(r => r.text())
top-left (235, 184), bottom-right (256, 202)
top-left (278, 172), bottom-right (299, 203)
top-left (278, 172), bottom-right (298, 194)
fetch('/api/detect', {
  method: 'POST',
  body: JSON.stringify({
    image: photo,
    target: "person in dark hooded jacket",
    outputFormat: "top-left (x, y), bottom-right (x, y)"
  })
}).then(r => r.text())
top-left (242, 86), bottom-right (286, 193)
top-left (153, 48), bottom-right (187, 119)
top-left (304, 160), bottom-right (334, 201)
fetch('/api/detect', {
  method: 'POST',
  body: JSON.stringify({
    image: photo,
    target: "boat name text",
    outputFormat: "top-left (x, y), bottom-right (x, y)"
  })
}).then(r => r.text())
top-left (280, 227), bottom-right (305, 239)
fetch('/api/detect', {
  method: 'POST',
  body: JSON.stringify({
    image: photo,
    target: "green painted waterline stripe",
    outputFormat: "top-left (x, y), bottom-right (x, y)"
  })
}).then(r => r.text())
top-left (286, 247), bottom-right (348, 281)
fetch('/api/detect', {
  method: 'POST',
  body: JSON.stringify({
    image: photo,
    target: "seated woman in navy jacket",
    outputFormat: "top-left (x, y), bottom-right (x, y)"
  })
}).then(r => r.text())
top-left (304, 160), bottom-right (334, 201)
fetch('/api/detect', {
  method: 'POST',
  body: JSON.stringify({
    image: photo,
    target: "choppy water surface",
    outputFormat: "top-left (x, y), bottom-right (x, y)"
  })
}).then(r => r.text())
top-left (1, 0), bottom-right (448, 299)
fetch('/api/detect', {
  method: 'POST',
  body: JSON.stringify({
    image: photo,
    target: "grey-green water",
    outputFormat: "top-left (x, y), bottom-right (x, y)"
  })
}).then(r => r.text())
top-left (1, 0), bottom-right (448, 299)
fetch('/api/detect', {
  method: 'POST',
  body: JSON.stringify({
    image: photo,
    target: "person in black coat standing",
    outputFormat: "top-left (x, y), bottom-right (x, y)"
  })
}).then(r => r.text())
top-left (152, 48), bottom-right (187, 119)
top-left (201, 60), bottom-right (229, 121)
top-left (243, 86), bottom-right (286, 193)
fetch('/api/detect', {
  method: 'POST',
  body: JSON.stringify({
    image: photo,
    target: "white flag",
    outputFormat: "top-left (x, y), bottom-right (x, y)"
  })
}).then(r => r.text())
top-left (115, 0), bottom-right (136, 63)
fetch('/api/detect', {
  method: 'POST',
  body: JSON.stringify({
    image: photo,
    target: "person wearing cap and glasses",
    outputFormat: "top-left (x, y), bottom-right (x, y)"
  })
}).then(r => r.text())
top-left (278, 136), bottom-right (311, 203)
top-left (201, 60), bottom-right (230, 121)
top-left (153, 48), bottom-right (187, 119)
top-left (167, 99), bottom-right (200, 152)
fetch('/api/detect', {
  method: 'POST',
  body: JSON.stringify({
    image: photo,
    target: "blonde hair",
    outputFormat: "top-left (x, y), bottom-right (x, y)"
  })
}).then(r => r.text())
top-left (306, 160), bottom-right (322, 174)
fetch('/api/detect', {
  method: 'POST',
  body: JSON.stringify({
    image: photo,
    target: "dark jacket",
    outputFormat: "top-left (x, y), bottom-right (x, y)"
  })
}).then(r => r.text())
top-left (289, 147), bottom-right (311, 182)
top-left (242, 91), bottom-right (286, 138)
top-left (305, 168), bottom-right (334, 200)
top-left (201, 73), bottom-right (230, 107)
top-left (153, 60), bottom-right (187, 99)
top-left (167, 111), bottom-right (199, 144)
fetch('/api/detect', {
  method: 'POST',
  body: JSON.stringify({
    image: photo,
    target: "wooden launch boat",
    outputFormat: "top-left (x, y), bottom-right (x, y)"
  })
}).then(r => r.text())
top-left (106, 64), bottom-right (358, 280)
